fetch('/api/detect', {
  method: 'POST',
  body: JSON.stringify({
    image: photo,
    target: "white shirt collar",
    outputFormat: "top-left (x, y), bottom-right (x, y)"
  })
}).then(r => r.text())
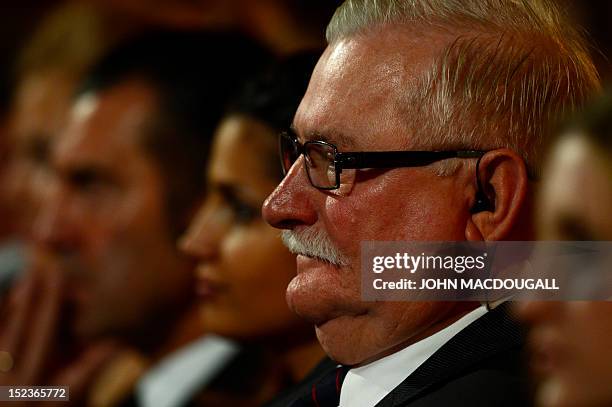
top-left (339, 305), bottom-right (488, 407)
top-left (137, 334), bottom-right (239, 407)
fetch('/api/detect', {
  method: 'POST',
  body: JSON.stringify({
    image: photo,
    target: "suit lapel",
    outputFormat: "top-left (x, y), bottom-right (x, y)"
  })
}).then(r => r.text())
top-left (375, 303), bottom-right (525, 407)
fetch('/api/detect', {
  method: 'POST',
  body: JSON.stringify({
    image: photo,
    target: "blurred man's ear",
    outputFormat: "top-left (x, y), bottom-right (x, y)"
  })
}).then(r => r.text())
top-left (465, 148), bottom-right (531, 241)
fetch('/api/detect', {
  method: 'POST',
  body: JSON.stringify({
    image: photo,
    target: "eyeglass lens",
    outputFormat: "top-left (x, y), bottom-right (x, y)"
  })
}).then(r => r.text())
top-left (280, 133), bottom-right (339, 189)
top-left (304, 143), bottom-right (337, 188)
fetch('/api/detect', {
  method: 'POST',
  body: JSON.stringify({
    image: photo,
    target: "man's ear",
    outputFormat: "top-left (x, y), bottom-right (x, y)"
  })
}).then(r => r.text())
top-left (466, 148), bottom-right (529, 241)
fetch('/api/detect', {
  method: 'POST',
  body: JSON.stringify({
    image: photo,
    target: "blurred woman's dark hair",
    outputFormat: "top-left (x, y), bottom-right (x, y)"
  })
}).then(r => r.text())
top-left (227, 50), bottom-right (321, 180)
top-left (77, 30), bottom-right (270, 236)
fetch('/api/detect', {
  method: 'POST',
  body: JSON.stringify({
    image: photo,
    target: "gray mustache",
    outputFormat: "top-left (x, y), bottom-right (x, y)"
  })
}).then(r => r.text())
top-left (281, 228), bottom-right (349, 266)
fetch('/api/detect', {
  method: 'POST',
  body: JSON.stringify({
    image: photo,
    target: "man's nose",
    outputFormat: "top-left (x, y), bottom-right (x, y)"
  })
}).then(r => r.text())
top-left (262, 156), bottom-right (318, 230)
top-left (32, 182), bottom-right (78, 252)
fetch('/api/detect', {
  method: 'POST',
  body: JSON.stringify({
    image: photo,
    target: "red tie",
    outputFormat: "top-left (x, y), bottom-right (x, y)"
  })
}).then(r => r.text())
top-left (290, 365), bottom-right (349, 407)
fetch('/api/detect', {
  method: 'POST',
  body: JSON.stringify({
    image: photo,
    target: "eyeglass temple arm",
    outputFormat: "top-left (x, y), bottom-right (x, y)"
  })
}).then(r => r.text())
top-left (336, 150), bottom-right (486, 169)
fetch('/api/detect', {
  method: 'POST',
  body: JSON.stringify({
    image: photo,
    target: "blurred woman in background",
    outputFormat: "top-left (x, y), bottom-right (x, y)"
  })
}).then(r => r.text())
top-left (516, 91), bottom-right (612, 407)
top-left (180, 52), bottom-right (330, 406)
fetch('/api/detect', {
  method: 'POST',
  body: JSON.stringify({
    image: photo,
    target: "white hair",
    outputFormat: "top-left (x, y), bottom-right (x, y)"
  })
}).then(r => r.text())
top-left (326, 0), bottom-right (601, 176)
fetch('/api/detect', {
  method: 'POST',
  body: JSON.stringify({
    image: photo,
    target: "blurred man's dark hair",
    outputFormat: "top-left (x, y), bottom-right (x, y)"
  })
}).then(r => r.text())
top-left (78, 30), bottom-right (269, 236)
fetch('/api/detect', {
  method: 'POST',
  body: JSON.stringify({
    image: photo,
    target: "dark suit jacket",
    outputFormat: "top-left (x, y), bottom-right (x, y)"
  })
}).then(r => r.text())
top-left (376, 303), bottom-right (531, 406)
top-left (264, 356), bottom-right (338, 407)
top-left (268, 303), bottom-right (532, 407)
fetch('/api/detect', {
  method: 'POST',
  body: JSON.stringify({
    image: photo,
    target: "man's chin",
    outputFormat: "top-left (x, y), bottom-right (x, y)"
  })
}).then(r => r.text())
top-left (68, 304), bottom-right (110, 342)
top-left (288, 254), bottom-right (356, 309)
top-left (314, 316), bottom-right (377, 366)
top-left (70, 315), bottom-right (98, 340)
top-left (285, 271), bottom-right (361, 325)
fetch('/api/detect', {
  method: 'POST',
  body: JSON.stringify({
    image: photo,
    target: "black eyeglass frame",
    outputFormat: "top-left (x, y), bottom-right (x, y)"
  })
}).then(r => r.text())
top-left (280, 131), bottom-right (487, 190)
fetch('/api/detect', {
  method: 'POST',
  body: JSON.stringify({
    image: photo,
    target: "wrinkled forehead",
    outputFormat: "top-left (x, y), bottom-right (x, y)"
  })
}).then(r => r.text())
top-left (294, 26), bottom-right (445, 151)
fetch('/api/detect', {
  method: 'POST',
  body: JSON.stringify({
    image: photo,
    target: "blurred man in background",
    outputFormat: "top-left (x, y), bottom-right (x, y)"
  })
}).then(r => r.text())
top-left (0, 31), bottom-right (267, 406)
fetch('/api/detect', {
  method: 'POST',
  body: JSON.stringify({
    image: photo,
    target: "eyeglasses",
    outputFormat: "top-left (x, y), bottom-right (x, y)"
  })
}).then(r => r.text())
top-left (280, 131), bottom-right (486, 190)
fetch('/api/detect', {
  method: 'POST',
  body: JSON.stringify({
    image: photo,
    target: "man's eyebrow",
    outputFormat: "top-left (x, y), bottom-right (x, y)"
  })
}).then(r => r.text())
top-left (290, 123), bottom-right (356, 149)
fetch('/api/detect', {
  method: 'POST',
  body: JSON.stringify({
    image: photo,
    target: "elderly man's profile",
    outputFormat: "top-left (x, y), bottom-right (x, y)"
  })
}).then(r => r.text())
top-left (263, 1), bottom-right (600, 406)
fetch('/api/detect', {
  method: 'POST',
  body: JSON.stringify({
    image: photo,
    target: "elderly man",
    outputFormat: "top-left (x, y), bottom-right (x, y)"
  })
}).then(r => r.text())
top-left (263, 1), bottom-right (600, 406)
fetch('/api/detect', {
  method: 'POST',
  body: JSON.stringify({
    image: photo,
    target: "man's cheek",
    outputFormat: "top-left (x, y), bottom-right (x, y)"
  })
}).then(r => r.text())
top-left (321, 199), bottom-right (361, 262)
top-left (83, 219), bottom-right (124, 256)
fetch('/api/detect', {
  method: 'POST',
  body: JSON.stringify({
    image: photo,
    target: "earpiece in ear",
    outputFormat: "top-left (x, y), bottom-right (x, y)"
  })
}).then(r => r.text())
top-left (470, 189), bottom-right (492, 213)
top-left (470, 154), bottom-right (493, 214)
